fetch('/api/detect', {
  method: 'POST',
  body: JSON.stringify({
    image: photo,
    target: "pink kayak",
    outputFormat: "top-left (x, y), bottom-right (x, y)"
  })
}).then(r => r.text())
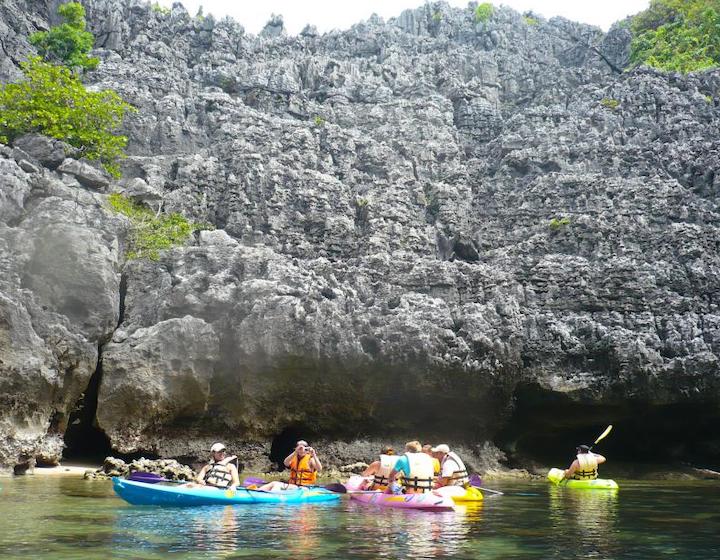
top-left (345, 476), bottom-right (455, 511)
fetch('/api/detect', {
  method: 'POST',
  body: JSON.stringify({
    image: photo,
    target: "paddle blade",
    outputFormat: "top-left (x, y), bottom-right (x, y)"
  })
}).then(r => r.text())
top-left (128, 471), bottom-right (167, 484)
top-left (469, 474), bottom-right (483, 488)
top-left (321, 483), bottom-right (347, 494)
top-left (547, 468), bottom-right (565, 484)
top-left (243, 477), bottom-right (267, 487)
top-left (594, 425), bottom-right (613, 445)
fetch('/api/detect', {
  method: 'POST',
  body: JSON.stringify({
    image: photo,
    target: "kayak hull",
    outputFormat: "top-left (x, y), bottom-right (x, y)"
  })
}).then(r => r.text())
top-left (350, 491), bottom-right (455, 511)
top-left (547, 468), bottom-right (619, 490)
top-left (436, 485), bottom-right (484, 503)
top-left (112, 478), bottom-right (341, 506)
top-left (345, 476), bottom-right (455, 511)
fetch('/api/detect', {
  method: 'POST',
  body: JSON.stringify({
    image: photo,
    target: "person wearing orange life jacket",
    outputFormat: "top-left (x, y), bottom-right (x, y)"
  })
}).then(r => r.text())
top-left (564, 445), bottom-right (606, 480)
top-left (432, 444), bottom-right (470, 488)
top-left (386, 441), bottom-right (435, 494)
top-left (257, 440), bottom-right (323, 492)
top-left (195, 442), bottom-right (240, 489)
top-left (361, 446), bottom-right (398, 490)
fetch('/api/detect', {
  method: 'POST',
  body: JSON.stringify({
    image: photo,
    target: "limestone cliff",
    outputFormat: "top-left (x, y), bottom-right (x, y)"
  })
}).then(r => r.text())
top-left (0, 0), bottom-right (719, 473)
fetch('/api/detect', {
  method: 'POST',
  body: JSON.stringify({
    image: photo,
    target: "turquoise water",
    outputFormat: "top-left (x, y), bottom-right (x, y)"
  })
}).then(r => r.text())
top-left (0, 476), bottom-right (718, 559)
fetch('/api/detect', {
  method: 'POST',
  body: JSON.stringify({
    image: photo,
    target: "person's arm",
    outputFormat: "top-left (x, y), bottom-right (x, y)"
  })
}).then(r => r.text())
top-left (593, 453), bottom-right (606, 465)
top-left (362, 461), bottom-right (380, 477)
top-left (564, 459), bottom-right (579, 479)
top-left (196, 465), bottom-right (208, 485)
top-left (283, 451), bottom-right (297, 468)
top-left (229, 465), bottom-right (240, 489)
top-left (309, 448), bottom-right (322, 472)
top-left (386, 468), bottom-right (398, 485)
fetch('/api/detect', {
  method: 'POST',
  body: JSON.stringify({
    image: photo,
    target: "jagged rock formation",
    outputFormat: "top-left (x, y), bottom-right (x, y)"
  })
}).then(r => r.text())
top-left (0, 0), bottom-right (719, 472)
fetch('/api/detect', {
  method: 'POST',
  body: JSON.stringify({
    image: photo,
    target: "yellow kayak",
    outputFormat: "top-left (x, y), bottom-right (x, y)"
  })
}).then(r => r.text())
top-left (435, 485), bottom-right (484, 503)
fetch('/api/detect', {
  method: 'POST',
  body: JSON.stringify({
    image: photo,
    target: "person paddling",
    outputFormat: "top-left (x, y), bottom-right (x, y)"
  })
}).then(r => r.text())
top-left (361, 445), bottom-right (398, 490)
top-left (195, 443), bottom-right (240, 490)
top-left (563, 444), bottom-right (606, 481)
top-left (432, 444), bottom-right (470, 488)
top-left (258, 440), bottom-right (323, 492)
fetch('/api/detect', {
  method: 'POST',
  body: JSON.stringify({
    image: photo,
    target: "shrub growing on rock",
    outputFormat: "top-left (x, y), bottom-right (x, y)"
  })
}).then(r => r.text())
top-left (29, 2), bottom-right (99, 71)
top-left (630, 0), bottom-right (720, 73)
top-left (475, 3), bottom-right (494, 23)
top-left (0, 58), bottom-right (134, 177)
top-left (108, 193), bottom-right (212, 260)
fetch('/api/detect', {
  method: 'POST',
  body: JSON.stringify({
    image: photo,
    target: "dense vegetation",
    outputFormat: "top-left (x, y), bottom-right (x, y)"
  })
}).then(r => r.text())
top-left (108, 194), bottom-right (211, 260)
top-left (630, 0), bottom-right (720, 73)
top-left (0, 58), bottom-right (134, 177)
top-left (29, 2), bottom-right (98, 70)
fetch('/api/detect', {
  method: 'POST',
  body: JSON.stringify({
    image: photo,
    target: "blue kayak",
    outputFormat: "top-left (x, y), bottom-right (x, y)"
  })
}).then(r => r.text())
top-left (112, 478), bottom-right (341, 506)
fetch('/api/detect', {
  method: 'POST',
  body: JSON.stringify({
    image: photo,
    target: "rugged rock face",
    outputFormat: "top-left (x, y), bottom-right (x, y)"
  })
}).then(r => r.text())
top-left (0, 1), bottom-right (719, 472)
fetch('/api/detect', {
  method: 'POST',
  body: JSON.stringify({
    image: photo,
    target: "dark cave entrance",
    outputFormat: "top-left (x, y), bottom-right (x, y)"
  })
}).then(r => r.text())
top-left (62, 356), bottom-right (112, 462)
top-left (269, 426), bottom-right (316, 471)
top-left (496, 383), bottom-right (720, 472)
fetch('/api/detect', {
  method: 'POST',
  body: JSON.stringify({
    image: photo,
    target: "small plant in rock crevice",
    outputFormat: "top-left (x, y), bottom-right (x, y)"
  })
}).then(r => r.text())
top-left (313, 115), bottom-right (326, 127)
top-left (549, 217), bottom-right (571, 229)
top-left (108, 193), bottom-right (212, 260)
top-left (600, 97), bottom-right (620, 110)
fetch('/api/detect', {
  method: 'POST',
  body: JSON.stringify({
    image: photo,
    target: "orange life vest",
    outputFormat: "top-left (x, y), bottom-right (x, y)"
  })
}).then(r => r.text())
top-left (288, 453), bottom-right (317, 486)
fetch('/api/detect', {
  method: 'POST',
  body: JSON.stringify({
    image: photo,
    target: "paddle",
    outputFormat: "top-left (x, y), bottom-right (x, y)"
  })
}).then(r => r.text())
top-left (468, 473), bottom-right (504, 496)
top-left (591, 424), bottom-right (613, 449)
top-left (128, 471), bottom-right (186, 484)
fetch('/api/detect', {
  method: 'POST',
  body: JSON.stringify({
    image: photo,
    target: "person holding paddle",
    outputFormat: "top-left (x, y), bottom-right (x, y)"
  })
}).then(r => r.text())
top-left (563, 445), bottom-right (606, 481)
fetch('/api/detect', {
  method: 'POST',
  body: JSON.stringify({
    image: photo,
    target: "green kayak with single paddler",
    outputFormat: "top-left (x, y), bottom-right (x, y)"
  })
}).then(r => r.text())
top-left (547, 468), bottom-right (619, 490)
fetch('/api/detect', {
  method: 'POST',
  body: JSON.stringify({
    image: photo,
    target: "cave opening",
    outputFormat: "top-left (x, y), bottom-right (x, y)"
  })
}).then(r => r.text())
top-left (62, 355), bottom-right (112, 463)
top-left (496, 383), bottom-right (720, 472)
top-left (269, 425), bottom-right (316, 471)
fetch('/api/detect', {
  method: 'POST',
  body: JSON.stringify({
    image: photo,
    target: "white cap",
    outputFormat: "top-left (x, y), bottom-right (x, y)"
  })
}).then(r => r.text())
top-left (431, 444), bottom-right (450, 454)
top-left (296, 440), bottom-right (309, 447)
top-left (210, 442), bottom-right (226, 452)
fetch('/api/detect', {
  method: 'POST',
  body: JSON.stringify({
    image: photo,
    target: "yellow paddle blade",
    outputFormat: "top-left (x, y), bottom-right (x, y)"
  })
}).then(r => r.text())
top-left (594, 425), bottom-right (613, 444)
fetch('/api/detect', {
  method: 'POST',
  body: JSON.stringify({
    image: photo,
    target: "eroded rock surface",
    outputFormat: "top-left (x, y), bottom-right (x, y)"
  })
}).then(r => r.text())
top-left (1, 1), bottom-right (719, 471)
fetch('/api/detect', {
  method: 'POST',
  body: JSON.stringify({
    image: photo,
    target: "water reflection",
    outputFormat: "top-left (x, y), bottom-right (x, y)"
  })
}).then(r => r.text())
top-left (344, 500), bottom-right (481, 559)
top-left (3, 477), bottom-right (720, 559)
top-left (548, 486), bottom-right (620, 559)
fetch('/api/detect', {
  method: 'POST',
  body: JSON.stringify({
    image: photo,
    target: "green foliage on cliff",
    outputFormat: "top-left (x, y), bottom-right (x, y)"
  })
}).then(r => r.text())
top-left (0, 58), bottom-right (135, 177)
top-left (600, 97), bottom-right (620, 110)
top-left (151, 2), bottom-right (171, 16)
top-left (108, 193), bottom-right (212, 260)
top-left (29, 2), bottom-right (99, 70)
top-left (549, 217), bottom-right (570, 229)
top-left (475, 3), bottom-right (494, 23)
top-left (630, 0), bottom-right (720, 73)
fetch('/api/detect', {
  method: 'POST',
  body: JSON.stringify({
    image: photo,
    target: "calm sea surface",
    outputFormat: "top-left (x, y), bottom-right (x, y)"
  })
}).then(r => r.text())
top-left (0, 476), bottom-right (718, 559)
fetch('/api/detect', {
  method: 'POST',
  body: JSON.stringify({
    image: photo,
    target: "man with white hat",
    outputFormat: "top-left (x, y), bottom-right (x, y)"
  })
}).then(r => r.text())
top-left (432, 444), bottom-right (470, 488)
top-left (195, 442), bottom-right (240, 489)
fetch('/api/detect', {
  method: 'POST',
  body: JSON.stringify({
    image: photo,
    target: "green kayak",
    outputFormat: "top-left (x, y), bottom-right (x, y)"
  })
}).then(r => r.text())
top-left (547, 468), bottom-right (619, 490)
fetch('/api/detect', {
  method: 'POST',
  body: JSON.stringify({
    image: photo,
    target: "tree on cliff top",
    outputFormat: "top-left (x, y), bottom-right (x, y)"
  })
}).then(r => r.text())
top-left (630, 0), bottom-right (720, 73)
top-left (30, 2), bottom-right (99, 71)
